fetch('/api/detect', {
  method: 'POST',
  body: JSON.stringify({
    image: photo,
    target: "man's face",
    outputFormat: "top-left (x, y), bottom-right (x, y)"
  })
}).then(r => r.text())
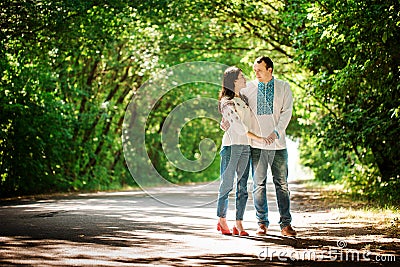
top-left (253, 61), bottom-right (272, 83)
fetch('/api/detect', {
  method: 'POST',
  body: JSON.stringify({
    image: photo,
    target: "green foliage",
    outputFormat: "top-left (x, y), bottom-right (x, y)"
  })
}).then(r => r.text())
top-left (1, 0), bottom-right (158, 196)
top-left (1, 0), bottom-right (399, 206)
top-left (282, 0), bottom-right (400, 204)
top-left (145, 83), bottom-right (222, 184)
top-left (299, 136), bottom-right (351, 183)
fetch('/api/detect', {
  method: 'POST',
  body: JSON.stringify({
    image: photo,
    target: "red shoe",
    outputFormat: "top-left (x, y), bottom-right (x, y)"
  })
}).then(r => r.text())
top-left (232, 226), bottom-right (249, 236)
top-left (217, 222), bottom-right (232, 235)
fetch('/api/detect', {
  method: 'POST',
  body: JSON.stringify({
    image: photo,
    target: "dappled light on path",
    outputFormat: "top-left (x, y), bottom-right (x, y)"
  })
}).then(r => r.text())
top-left (1, 181), bottom-right (399, 266)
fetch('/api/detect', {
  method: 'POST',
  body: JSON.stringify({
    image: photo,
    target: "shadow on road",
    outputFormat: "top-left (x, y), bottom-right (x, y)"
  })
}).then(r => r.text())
top-left (1, 181), bottom-right (399, 266)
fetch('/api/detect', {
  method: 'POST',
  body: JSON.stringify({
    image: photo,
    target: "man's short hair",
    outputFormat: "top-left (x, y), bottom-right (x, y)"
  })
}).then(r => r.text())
top-left (255, 56), bottom-right (273, 71)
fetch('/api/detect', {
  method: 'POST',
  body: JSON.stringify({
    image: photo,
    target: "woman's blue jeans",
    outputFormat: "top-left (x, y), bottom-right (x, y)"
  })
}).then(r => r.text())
top-left (251, 148), bottom-right (292, 229)
top-left (217, 145), bottom-right (251, 220)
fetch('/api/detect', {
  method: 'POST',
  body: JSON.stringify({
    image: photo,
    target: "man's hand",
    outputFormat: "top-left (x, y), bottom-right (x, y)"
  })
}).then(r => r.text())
top-left (263, 132), bottom-right (278, 145)
top-left (220, 117), bottom-right (230, 131)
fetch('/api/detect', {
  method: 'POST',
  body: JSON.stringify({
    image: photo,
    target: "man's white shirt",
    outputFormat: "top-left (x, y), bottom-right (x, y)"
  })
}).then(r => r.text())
top-left (240, 78), bottom-right (293, 150)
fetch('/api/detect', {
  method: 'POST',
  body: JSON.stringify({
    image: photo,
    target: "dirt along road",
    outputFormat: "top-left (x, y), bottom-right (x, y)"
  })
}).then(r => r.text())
top-left (0, 177), bottom-right (399, 266)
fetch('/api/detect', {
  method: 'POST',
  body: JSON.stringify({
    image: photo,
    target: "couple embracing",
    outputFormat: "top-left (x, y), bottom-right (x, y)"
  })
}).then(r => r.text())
top-left (216, 56), bottom-right (296, 237)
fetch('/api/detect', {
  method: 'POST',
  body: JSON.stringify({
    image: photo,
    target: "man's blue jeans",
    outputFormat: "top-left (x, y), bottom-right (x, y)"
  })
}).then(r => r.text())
top-left (251, 148), bottom-right (292, 229)
top-left (217, 145), bottom-right (251, 220)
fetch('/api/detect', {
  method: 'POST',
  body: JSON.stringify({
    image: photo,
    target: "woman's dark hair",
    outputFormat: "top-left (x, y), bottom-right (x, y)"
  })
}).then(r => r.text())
top-left (218, 66), bottom-right (242, 112)
top-left (219, 66), bottom-right (241, 100)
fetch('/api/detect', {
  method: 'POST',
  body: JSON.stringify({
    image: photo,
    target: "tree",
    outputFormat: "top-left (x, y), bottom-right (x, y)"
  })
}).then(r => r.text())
top-left (0, 0), bottom-right (161, 195)
top-left (2, 0), bottom-right (398, 205)
top-left (282, 0), bottom-right (400, 203)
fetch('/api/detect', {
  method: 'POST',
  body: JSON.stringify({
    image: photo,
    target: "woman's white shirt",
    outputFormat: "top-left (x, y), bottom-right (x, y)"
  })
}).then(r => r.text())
top-left (220, 96), bottom-right (252, 146)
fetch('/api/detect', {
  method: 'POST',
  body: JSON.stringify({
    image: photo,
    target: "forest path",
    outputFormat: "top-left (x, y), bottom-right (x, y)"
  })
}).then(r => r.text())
top-left (0, 179), bottom-right (399, 266)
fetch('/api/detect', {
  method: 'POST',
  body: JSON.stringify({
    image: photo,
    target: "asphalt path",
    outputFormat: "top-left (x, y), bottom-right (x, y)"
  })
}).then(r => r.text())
top-left (1, 180), bottom-right (398, 266)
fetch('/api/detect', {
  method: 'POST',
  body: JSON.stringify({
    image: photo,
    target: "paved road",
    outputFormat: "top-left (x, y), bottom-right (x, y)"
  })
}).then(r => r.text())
top-left (0, 181), bottom-right (398, 266)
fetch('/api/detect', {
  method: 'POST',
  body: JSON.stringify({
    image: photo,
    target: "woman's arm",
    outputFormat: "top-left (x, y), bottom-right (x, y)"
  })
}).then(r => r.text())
top-left (220, 100), bottom-right (248, 136)
top-left (246, 131), bottom-right (267, 144)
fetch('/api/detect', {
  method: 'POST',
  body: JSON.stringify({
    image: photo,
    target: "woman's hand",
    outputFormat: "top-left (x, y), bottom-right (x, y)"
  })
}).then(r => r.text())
top-left (262, 132), bottom-right (278, 145)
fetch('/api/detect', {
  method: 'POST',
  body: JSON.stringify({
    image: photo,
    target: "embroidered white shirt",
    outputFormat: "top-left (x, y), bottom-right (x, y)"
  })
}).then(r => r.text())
top-left (240, 78), bottom-right (293, 150)
top-left (220, 97), bottom-right (252, 146)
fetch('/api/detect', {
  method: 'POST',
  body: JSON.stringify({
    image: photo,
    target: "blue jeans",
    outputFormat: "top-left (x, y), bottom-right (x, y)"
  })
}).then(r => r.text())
top-left (217, 145), bottom-right (251, 220)
top-left (251, 148), bottom-right (292, 229)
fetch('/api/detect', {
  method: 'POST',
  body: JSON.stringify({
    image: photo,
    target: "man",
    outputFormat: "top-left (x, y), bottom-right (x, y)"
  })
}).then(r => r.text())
top-left (222, 56), bottom-right (296, 236)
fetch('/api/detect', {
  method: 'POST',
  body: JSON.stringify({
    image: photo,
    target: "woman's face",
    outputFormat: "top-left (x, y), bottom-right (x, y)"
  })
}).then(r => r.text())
top-left (234, 72), bottom-right (246, 94)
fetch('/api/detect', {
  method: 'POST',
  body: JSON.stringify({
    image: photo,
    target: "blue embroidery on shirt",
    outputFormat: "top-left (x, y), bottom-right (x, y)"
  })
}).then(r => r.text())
top-left (257, 78), bottom-right (274, 115)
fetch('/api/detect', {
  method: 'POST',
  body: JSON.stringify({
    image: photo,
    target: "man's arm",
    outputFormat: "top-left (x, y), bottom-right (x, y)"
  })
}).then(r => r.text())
top-left (275, 81), bottom-right (293, 137)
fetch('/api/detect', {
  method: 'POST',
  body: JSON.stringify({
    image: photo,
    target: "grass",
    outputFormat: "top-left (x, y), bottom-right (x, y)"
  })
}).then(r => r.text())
top-left (302, 179), bottom-right (400, 238)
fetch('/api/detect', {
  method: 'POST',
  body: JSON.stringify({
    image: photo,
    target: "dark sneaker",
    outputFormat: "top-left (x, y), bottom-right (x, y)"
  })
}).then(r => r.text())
top-left (256, 224), bottom-right (267, 236)
top-left (281, 225), bottom-right (297, 237)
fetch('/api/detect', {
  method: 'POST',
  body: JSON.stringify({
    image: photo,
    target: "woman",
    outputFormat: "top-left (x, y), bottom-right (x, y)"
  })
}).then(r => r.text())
top-left (217, 66), bottom-right (267, 236)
